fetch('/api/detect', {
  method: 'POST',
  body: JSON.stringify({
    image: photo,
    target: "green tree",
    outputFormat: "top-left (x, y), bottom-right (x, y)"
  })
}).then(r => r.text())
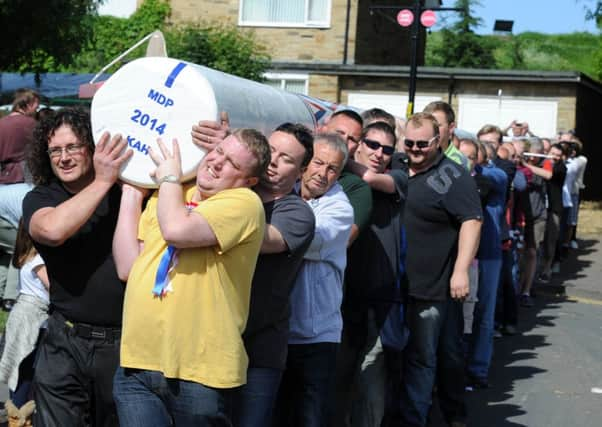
top-left (0, 0), bottom-right (102, 75)
top-left (67, 0), bottom-right (171, 73)
top-left (167, 24), bottom-right (270, 82)
top-left (65, 0), bottom-right (270, 81)
top-left (430, 0), bottom-right (496, 68)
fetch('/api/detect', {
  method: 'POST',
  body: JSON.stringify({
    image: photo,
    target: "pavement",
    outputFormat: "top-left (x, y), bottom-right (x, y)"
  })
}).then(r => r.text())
top-left (0, 236), bottom-right (601, 426)
top-left (430, 234), bottom-right (602, 427)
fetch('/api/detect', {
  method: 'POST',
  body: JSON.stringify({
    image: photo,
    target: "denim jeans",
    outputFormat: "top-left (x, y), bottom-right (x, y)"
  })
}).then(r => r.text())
top-left (496, 248), bottom-right (518, 328)
top-left (400, 298), bottom-right (466, 427)
top-left (230, 367), bottom-right (282, 427)
top-left (273, 342), bottom-right (338, 427)
top-left (113, 367), bottom-right (232, 427)
top-left (467, 257), bottom-right (502, 381)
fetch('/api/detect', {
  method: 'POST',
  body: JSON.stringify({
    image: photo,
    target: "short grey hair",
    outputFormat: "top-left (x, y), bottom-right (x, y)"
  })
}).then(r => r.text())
top-left (313, 132), bottom-right (349, 166)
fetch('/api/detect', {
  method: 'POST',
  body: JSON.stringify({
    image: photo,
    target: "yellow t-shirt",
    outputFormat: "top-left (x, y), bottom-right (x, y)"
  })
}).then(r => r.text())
top-left (120, 185), bottom-right (265, 388)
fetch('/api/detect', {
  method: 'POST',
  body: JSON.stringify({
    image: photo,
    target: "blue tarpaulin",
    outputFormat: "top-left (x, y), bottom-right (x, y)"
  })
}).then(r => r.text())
top-left (0, 72), bottom-right (111, 99)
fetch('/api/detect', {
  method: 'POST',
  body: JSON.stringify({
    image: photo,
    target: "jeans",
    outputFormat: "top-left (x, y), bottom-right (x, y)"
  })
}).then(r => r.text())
top-left (496, 249), bottom-right (518, 328)
top-left (334, 307), bottom-right (388, 427)
top-left (400, 298), bottom-right (466, 427)
top-left (114, 367), bottom-right (232, 427)
top-left (273, 342), bottom-right (338, 427)
top-left (230, 367), bottom-right (282, 427)
top-left (33, 312), bottom-right (120, 427)
top-left (468, 257), bottom-right (502, 381)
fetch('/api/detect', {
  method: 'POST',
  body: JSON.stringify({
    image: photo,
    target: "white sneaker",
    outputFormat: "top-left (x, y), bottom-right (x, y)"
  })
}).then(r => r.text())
top-left (552, 262), bottom-right (561, 274)
top-left (570, 240), bottom-right (579, 249)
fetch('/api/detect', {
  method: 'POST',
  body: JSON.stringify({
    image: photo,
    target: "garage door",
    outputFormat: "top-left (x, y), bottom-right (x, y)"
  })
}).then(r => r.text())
top-left (347, 93), bottom-right (441, 118)
top-left (457, 96), bottom-right (558, 138)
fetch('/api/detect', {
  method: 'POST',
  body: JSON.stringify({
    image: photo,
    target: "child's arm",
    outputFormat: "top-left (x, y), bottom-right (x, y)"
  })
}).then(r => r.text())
top-left (33, 265), bottom-right (49, 290)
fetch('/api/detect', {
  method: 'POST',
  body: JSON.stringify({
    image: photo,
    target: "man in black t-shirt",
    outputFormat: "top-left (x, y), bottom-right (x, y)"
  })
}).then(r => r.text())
top-left (22, 108), bottom-right (131, 426)
top-left (334, 121), bottom-right (407, 426)
top-left (235, 123), bottom-right (316, 426)
top-left (400, 113), bottom-right (482, 427)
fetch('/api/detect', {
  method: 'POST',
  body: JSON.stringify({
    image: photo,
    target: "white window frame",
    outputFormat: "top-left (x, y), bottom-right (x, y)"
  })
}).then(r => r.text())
top-left (264, 72), bottom-right (309, 95)
top-left (238, 0), bottom-right (331, 28)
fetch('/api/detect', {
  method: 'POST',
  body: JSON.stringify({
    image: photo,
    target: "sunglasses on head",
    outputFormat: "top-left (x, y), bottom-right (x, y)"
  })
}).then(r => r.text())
top-left (403, 135), bottom-right (438, 149)
top-left (362, 138), bottom-right (395, 155)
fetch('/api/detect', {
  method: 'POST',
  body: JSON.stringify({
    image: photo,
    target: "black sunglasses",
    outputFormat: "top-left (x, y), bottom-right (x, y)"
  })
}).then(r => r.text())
top-left (404, 136), bottom-right (438, 149)
top-left (362, 138), bottom-right (395, 155)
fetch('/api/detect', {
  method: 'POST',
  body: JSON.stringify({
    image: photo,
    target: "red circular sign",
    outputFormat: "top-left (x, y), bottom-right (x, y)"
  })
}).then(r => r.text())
top-left (397, 9), bottom-right (414, 27)
top-left (420, 10), bottom-right (437, 27)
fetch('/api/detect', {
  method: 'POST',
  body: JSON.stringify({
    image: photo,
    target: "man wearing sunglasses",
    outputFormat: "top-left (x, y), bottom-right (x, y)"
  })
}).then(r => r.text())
top-left (400, 112), bottom-right (482, 427)
top-left (335, 122), bottom-right (407, 426)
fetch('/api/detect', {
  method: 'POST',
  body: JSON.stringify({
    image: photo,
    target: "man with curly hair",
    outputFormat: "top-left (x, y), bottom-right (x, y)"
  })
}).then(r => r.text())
top-left (22, 107), bottom-right (132, 426)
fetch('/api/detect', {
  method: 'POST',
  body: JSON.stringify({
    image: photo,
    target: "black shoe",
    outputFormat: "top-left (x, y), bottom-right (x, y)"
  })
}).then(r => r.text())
top-left (2, 299), bottom-right (15, 312)
top-left (520, 294), bottom-right (534, 308)
top-left (465, 375), bottom-right (490, 391)
top-left (502, 324), bottom-right (519, 336)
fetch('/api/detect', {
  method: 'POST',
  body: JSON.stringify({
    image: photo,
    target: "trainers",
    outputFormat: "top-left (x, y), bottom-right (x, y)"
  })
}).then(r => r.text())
top-left (570, 240), bottom-right (579, 249)
top-left (493, 328), bottom-right (503, 338)
top-left (520, 294), bottom-right (534, 308)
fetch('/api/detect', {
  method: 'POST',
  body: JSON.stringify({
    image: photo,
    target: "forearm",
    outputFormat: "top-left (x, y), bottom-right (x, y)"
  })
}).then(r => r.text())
top-left (525, 163), bottom-right (552, 180)
top-left (453, 219), bottom-right (482, 274)
top-left (29, 180), bottom-right (113, 246)
top-left (113, 188), bottom-right (145, 281)
top-left (347, 159), bottom-right (395, 194)
top-left (156, 183), bottom-right (218, 248)
top-left (261, 224), bottom-right (288, 254)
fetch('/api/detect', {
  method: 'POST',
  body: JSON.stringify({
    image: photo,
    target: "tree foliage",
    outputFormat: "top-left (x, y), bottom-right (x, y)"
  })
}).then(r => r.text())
top-left (1, 0), bottom-right (270, 82)
top-left (429, 0), bottom-right (496, 68)
top-left (167, 24), bottom-right (269, 82)
top-left (0, 0), bottom-right (101, 75)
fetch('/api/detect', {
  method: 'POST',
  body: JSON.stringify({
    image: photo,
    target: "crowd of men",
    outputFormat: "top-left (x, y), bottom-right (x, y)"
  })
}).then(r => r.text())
top-left (0, 88), bottom-right (589, 427)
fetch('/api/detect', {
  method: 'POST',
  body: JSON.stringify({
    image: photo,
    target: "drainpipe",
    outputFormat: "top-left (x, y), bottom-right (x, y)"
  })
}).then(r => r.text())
top-left (343, 0), bottom-right (351, 64)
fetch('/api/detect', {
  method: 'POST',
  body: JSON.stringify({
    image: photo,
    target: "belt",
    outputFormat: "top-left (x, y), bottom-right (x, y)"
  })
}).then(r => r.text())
top-left (51, 311), bottom-right (121, 341)
top-left (65, 320), bottom-right (121, 341)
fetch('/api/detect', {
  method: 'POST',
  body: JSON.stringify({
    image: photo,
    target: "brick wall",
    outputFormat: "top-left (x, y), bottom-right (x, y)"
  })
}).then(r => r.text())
top-left (165, 0), bottom-right (356, 63)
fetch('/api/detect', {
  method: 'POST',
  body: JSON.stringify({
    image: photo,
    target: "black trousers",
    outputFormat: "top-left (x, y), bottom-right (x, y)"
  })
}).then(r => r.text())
top-left (33, 312), bottom-right (121, 427)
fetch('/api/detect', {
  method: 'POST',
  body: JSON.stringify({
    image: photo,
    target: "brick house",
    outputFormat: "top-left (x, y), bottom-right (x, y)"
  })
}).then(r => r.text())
top-left (152, 0), bottom-right (602, 198)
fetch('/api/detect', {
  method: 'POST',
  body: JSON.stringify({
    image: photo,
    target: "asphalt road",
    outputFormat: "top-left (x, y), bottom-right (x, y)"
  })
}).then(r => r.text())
top-left (431, 236), bottom-right (602, 427)
top-left (1, 237), bottom-right (601, 426)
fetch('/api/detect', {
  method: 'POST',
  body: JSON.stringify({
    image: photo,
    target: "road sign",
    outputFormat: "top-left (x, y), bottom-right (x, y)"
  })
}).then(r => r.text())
top-left (397, 9), bottom-right (414, 27)
top-left (420, 10), bottom-right (437, 28)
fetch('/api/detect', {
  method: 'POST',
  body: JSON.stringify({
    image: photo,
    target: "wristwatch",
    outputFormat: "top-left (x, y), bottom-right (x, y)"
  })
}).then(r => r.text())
top-left (158, 174), bottom-right (179, 185)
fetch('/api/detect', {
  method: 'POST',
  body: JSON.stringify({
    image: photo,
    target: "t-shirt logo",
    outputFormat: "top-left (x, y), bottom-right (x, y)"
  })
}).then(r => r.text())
top-left (427, 164), bottom-right (461, 195)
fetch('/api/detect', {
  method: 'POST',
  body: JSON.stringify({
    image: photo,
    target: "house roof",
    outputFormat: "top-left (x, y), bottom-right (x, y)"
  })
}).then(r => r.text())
top-left (270, 61), bottom-right (601, 89)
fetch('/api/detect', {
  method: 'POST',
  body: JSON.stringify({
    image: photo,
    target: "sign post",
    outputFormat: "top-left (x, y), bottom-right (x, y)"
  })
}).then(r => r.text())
top-left (370, 2), bottom-right (465, 116)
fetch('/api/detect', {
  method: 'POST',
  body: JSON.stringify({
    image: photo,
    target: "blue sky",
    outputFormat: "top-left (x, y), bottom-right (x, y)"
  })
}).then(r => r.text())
top-left (99, 0), bottom-right (600, 35)
top-left (437, 0), bottom-right (599, 34)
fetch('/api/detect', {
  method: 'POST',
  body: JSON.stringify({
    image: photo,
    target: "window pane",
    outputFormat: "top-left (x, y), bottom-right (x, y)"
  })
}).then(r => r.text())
top-left (284, 80), bottom-right (307, 94)
top-left (308, 0), bottom-right (328, 22)
top-left (242, 0), bottom-right (304, 23)
top-left (264, 79), bottom-right (282, 90)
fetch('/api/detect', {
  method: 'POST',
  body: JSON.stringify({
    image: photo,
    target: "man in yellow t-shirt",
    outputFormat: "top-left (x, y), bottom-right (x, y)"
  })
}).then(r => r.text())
top-left (112, 129), bottom-right (270, 426)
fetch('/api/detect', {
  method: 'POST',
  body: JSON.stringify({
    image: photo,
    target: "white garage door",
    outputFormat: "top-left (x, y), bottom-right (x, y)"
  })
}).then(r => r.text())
top-left (347, 93), bottom-right (441, 118)
top-left (457, 96), bottom-right (558, 138)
